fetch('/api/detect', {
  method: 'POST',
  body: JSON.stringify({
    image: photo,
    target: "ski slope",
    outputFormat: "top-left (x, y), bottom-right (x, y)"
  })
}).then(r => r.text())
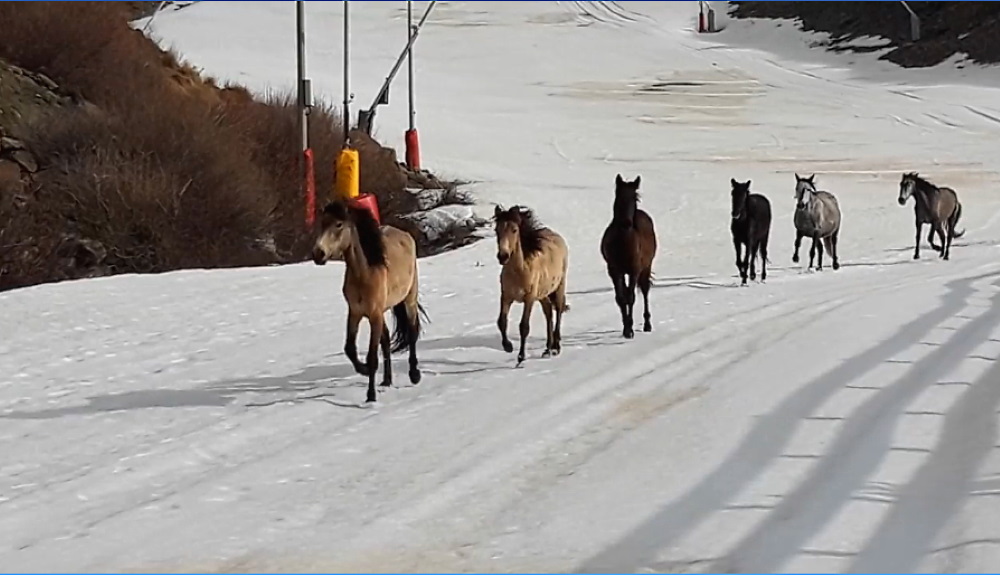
top-left (4, 1), bottom-right (1000, 571)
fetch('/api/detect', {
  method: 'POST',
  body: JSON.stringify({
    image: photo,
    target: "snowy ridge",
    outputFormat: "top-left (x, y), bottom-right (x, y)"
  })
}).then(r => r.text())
top-left (4, 1), bottom-right (1000, 572)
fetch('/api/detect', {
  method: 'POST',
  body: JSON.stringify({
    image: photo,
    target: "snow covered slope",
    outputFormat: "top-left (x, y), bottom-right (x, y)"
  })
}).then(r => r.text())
top-left (4, 1), bottom-right (1000, 571)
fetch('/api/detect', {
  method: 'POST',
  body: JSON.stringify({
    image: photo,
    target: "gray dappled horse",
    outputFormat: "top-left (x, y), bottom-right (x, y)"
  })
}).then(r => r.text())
top-left (898, 172), bottom-right (966, 261)
top-left (793, 174), bottom-right (842, 271)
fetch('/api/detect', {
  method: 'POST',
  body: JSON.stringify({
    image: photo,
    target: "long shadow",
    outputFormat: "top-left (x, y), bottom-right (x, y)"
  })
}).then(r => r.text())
top-left (577, 269), bottom-right (1000, 574)
top-left (848, 344), bottom-right (1000, 572)
top-left (708, 276), bottom-right (1000, 573)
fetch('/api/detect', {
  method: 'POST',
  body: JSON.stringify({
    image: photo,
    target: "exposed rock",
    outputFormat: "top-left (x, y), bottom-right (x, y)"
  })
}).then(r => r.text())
top-left (0, 136), bottom-right (25, 151)
top-left (54, 235), bottom-right (110, 280)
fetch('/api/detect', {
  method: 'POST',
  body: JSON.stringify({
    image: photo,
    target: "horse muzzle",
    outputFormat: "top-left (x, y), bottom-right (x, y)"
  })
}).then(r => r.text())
top-left (497, 252), bottom-right (510, 265)
top-left (897, 197), bottom-right (907, 206)
top-left (312, 248), bottom-right (327, 266)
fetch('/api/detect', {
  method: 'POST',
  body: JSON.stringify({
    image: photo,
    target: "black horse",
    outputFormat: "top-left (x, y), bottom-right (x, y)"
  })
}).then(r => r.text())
top-left (730, 178), bottom-right (772, 286)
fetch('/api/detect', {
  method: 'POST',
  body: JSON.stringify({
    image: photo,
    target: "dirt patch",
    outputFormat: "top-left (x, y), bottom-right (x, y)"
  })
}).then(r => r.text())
top-left (729, 2), bottom-right (1000, 68)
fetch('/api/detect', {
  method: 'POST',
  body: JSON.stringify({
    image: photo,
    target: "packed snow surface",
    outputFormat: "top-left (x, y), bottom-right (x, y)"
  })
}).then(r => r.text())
top-left (4, 1), bottom-right (1000, 572)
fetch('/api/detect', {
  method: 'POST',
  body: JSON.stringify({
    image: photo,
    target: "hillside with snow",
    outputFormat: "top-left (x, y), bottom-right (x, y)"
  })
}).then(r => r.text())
top-left (4, 1), bottom-right (1000, 572)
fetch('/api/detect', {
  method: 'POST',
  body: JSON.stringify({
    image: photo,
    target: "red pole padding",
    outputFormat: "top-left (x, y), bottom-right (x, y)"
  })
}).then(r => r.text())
top-left (304, 148), bottom-right (317, 229)
top-left (350, 193), bottom-right (381, 225)
top-left (405, 128), bottom-right (421, 171)
top-left (698, 11), bottom-right (706, 33)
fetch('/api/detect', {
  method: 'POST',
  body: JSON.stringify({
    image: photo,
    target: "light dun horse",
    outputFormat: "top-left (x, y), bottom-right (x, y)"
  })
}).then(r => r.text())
top-left (793, 173), bottom-right (842, 271)
top-left (312, 201), bottom-right (427, 403)
top-left (600, 174), bottom-right (657, 339)
top-left (494, 205), bottom-right (570, 366)
top-left (730, 178), bottom-right (772, 286)
top-left (898, 172), bottom-right (966, 261)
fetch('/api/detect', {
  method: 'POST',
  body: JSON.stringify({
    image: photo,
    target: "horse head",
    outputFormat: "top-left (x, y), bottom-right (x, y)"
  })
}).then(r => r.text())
top-left (312, 201), bottom-right (353, 265)
top-left (730, 178), bottom-right (752, 220)
top-left (795, 173), bottom-right (817, 209)
top-left (899, 172), bottom-right (919, 206)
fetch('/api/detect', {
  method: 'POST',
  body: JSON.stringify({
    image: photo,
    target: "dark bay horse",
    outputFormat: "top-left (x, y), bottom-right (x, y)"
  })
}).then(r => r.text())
top-left (600, 174), bottom-right (657, 339)
top-left (898, 172), bottom-right (966, 260)
top-left (312, 201), bottom-right (427, 403)
top-left (730, 178), bottom-right (772, 286)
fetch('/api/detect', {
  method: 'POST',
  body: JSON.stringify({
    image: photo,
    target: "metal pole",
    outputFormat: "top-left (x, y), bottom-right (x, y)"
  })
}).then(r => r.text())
top-left (899, 1), bottom-right (920, 42)
top-left (407, 0), bottom-right (415, 132)
top-left (297, 1), bottom-right (308, 153)
top-left (366, 0), bottom-right (436, 113)
top-left (343, 0), bottom-right (351, 148)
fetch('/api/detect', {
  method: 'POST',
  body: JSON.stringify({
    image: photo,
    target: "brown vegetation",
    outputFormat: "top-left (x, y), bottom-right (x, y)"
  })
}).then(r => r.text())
top-left (0, 1), bottom-right (477, 292)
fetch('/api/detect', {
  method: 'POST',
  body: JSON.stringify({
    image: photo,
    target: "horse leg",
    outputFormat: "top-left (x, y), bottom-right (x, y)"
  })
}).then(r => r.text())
top-left (344, 310), bottom-right (369, 376)
top-left (815, 234), bottom-right (824, 271)
top-left (793, 230), bottom-right (803, 264)
top-left (808, 236), bottom-right (817, 270)
top-left (928, 225), bottom-right (942, 253)
top-left (935, 223), bottom-right (948, 260)
top-left (406, 300), bottom-right (422, 385)
top-left (364, 315), bottom-right (383, 403)
top-left (549, 280), bottom-right (567, 356)
top-left (831, 232), bottom-right (841, 271)
top-left (517, 298), bottom-right (536, 366)
top-left (914, 222), bottom-right (922, 260)
top-left (379, 323), bottom-right (392, 388)
top-left (624, 273), bottom-right (637, 339)
top-left (749, 239), bottom-right (758, 282)
top-left (733, 238), bottom-right (746, 284)
top-left (540, 299), bottom-right (555, 358)
top-left (497, 295), bottom-right (514, 353)
top-left (610, 271), bottom-right (630, 338)
top-left (760, 234), bottom-right (770, 282)
top-left (638, 268), bottom-right (652, 332)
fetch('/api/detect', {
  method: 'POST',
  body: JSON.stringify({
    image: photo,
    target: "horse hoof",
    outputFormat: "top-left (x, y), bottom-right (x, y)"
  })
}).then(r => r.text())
top-left (380, 381), bottom-right (392, 388)
top-left (409, 369), bottom-right (422, 385)
top-left (502, 341), bottom-right (514, 353)
top-left (913, 254), bottom-right (920, 260)
top-left (366, 394), bottom-right (377, 403)
top-left (833, 263), bottom-right (840, 271)
top-left (643, 323), bottom-right (652, 333)
top-left (792, 255), bottom-right (799, 264)
top-left (517, 353), bottom-right (526, 365)
top-left (542, 349), bottom-right (552, 358)
top-left (624, 329), bottom-right (635, 340)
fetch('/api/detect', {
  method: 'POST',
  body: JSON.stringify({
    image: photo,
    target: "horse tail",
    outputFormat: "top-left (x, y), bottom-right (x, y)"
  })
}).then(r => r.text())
top-left (390, 300), bottom-right (428, 354)
top-left (953, 202), bottom-right (967, 238)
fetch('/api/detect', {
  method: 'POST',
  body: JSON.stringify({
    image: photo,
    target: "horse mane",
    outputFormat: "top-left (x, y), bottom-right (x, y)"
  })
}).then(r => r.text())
top-left (905, 172), bottom-right (936, 192)
top-left (323, 200), bottom-right (386, 267)
top-left (496, 205), bottom-right (547, 258)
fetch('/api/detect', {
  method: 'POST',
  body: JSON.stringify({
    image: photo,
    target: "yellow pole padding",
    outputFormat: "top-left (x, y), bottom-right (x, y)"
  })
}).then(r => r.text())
top-left (335, 148), bottom-right (360, 200)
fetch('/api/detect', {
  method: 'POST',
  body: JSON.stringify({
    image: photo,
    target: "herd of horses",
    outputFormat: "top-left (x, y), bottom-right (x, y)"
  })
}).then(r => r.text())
top-left (310, 171), bottom-right (967, 403)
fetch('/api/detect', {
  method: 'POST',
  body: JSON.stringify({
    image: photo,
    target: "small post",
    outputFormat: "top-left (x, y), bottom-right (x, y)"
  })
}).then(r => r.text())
top-left (698, 1), bottom-right (705, 33)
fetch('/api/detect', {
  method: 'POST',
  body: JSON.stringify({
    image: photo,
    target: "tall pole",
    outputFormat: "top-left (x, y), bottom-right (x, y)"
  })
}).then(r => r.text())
top-left (407, 0), bottom-right (415, 132)
top-left (297, 1), bottom-right (308, 153)
top-left (342, 0), bottom-right (351, 148)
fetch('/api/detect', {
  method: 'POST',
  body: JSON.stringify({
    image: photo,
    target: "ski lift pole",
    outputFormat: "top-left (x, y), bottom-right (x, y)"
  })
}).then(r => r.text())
top-left (336, 0), bottom-right (360, 201)
top-left (358, 0), bottom-right (437, 135)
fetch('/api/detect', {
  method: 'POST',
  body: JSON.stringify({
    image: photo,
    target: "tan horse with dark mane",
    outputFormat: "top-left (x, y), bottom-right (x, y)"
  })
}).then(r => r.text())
top-left (494, 205), bottom-right (570, 366)
top-left (312, 201), bottom-right (427, 403)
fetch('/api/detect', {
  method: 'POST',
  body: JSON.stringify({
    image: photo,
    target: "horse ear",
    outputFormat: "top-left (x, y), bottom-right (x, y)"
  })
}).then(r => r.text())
top-left (494, 204), bottom-right (503, 218)
top-left (746, 180), bottom-right (752, 188)
top-left (731, 178), bottom-right (738, 187)
top-left (795, 173), bottom-right (801, 181)
top-left (634, 175), bottom-right (641, 187)
top-left (808, 174), bottom-right (816, 182)
top-left (616, 174), bottom-right (624, 186)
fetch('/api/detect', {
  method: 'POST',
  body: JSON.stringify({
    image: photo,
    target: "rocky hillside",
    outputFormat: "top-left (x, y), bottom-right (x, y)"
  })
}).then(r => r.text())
top-left (729, 1), bottom-right (1000, 68)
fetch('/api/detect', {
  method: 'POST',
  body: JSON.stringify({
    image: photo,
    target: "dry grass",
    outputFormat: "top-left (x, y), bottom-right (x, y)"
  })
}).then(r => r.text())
top-left (0, 1), bottom-right (429, 291)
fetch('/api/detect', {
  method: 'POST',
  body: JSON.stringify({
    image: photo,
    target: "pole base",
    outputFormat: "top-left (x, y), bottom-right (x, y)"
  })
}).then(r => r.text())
top-left (405, 128), bottom-right (421, 171)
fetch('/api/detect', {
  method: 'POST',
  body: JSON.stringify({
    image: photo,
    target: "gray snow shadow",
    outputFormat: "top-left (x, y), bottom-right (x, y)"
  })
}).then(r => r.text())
top-left (579, 269), bottom-right (1000, 574)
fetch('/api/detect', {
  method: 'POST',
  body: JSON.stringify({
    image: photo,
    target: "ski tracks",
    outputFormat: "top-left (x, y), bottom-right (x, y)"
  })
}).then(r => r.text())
top-left (580, 263), bottom-right (1000, 573)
